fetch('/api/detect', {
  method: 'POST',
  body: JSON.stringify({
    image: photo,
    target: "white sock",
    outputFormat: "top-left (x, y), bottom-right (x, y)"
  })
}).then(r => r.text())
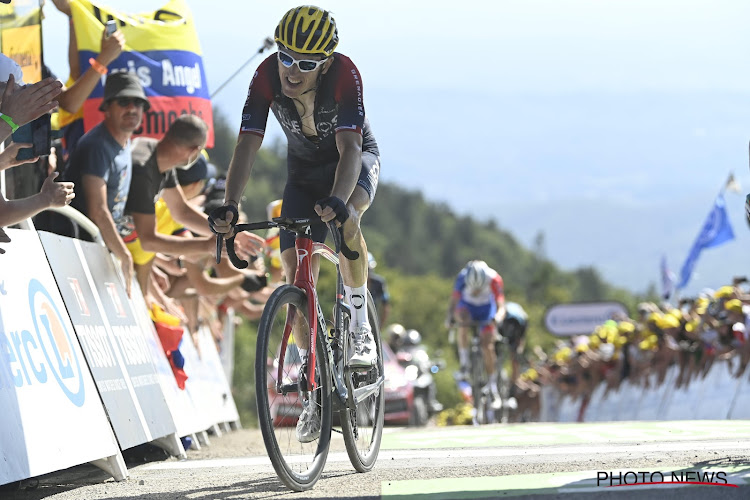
top-left (344, 284), bottom-right (369, 330)
top-left (490, 379), bottom-right (498, 393)
top-left (459, 348), bottom-right (469, 368)
top-left (298, 348), bottom-right (308, 364)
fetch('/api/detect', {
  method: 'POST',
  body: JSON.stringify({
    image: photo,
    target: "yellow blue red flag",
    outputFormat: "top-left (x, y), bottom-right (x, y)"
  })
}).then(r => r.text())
top-left (70, 0), bottom-right (214, 146)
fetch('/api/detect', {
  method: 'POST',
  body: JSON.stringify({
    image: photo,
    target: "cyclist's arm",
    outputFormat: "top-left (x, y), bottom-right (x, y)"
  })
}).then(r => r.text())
top-left (330, 130), bottom-right (363, 202)
top-left (224, 133), bottom-right (263, 207)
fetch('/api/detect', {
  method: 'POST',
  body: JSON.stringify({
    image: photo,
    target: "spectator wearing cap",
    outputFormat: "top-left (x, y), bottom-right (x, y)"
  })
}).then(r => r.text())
top-left (61, 72), bottom-right (148, 296)
top-left (122, 114), bottom-right (264, 299)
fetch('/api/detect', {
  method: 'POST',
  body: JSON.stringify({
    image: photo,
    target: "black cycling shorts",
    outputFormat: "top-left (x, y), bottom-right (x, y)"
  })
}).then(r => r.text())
top-left (279, 152), bottom-right (379, 252)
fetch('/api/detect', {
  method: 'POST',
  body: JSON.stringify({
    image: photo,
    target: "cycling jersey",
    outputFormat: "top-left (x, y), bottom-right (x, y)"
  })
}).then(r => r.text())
top-left (240, 52), bottom-right (381, 252)
top-left (239, 52), bottom-right (379, 163)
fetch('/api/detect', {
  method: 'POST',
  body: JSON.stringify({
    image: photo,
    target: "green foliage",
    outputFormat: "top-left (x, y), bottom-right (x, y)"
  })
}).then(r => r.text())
top-left (232, 319), bottom-right (259, 426)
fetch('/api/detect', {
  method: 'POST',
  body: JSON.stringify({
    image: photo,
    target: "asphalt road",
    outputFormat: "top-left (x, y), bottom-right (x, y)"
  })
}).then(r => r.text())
top-left (3, 421), bottom-right (750, 499)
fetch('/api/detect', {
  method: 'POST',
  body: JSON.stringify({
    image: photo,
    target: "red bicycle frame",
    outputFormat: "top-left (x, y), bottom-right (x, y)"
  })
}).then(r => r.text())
top-left (276, 234), bottom-right (338, 391)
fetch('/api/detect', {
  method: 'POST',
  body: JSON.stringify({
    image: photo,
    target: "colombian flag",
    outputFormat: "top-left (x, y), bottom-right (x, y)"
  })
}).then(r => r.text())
top-left (71, 0), bottom-right (214, 146)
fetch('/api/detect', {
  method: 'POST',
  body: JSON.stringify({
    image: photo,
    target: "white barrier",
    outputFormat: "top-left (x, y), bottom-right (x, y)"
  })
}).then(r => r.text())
top-left (39, 232), bottom-right (180, 453)
top-left (0, 226), bottom-right (245, 486)
top-left (0, 229), bottom-right (125, 485)
top-left (543, 359), bottom-right (750, 422)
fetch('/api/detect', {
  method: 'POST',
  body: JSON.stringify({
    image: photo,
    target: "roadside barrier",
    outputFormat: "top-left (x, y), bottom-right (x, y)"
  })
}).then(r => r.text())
top-left (541, 359), bottom-right (750, 422)
top-left (1, 227), bottom-right (242, 487)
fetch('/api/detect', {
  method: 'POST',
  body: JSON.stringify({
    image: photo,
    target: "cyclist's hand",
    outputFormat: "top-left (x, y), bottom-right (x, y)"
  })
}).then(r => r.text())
top-left (314, 196), bottom-right (349, 225)
top-left (444, 314), bottom-right (455, 330)
top-left (208, 204), bottom-right (239, 239)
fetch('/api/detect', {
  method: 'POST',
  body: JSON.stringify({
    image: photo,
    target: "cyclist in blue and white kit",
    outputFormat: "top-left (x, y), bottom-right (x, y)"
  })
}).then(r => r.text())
top-left (448, 260), bottom-right (506, 402)
top-left (208, 5), bottom-right (380, 443)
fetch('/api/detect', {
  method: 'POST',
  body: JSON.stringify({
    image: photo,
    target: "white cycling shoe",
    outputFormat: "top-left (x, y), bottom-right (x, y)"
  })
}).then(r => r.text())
top-left (348, 324), bottom-right (377, 368)
top-left (296, 403), bottom-right (321, 443)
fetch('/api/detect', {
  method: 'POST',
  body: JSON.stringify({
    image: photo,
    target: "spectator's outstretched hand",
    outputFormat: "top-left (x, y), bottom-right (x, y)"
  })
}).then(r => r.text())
top-left (99, 27), bottom-right (125, 66)
top-left (0, 75), bottom-right (62, 127)
top-left (0, 142), bottom-right (38, 171)
top-left (40, 171), bottom-right (75, 207)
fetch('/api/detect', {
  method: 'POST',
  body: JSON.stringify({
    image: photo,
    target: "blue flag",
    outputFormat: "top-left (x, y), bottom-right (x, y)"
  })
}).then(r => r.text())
top-left (677, 194), bottom-right (735, 289)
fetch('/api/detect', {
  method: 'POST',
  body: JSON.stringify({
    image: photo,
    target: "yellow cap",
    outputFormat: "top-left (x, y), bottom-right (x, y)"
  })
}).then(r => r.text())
top-left (715, 286), bottom-right (735, 299)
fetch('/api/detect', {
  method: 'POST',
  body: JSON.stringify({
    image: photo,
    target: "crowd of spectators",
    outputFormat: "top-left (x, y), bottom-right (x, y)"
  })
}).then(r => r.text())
top-left (511, 279), bottom-right (750, 423)
top-left (0, 1), bottom-right (277, 357)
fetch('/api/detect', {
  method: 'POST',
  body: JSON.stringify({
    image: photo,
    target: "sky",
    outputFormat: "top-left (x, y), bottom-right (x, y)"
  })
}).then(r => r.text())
top-left (38, 0), bottom-right (750, 295)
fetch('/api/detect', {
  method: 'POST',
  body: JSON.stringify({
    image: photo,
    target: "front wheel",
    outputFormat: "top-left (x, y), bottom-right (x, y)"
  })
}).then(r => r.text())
top-left (255, 285), bottom-right (332, 491)
top-left (340, 291), bottom-right (385, 472)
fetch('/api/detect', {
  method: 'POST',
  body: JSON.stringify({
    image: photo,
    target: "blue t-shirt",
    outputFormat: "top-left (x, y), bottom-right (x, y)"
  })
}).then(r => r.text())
top-left (65, 122), bottom-right (132, 233)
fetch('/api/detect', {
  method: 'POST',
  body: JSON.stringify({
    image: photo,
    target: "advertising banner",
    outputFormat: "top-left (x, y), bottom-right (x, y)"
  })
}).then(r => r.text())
top-left (544, 301), bottom-right (629, 336)
top-left (126, 280), bottom-right (210, 437)
top-left (195, 324), bottom-right (240, 425)
top-left (70, 0), bottom-right (214, 146)
top-left (0, 229), bottom-right (120, 486)
top-left (38, 232), bottom-right (176, 450)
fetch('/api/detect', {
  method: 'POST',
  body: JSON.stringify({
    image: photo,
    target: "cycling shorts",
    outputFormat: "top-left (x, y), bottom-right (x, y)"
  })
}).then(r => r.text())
top-left (279, 152), bottom-right (380, 252)
top-left (457, 300), bottom-right (497, 324)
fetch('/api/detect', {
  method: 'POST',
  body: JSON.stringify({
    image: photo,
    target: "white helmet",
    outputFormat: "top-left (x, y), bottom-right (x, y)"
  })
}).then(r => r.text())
top-left (465, 260), bottom-right (490, 291)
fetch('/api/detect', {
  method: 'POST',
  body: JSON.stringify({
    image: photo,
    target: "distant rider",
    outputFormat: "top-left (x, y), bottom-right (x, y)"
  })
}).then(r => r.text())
top-left (447, 260), bottom-right (506, 402)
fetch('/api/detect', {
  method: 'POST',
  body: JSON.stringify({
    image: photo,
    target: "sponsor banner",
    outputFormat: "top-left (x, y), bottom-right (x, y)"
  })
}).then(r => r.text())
top-left (38, 232), bottom-right (175, 450)
top-left (179, 327), bottom-right (232, 428)
top-left (70, 0), bottom-right (214, 145)
top-left (195, 325), bottom-right (240, 425)
top-left (127, 283), bottom-right (210, 437)
top-left (77, 238), bottom-right (179, 439)
top-left (0, 229), bottom-right (119, 485)
top-left (544, 301), bottom-right (629, 336)
top-left (218, 307), bottom-right (235, 386)
top-left (0, 4), bottom-right (42, 83)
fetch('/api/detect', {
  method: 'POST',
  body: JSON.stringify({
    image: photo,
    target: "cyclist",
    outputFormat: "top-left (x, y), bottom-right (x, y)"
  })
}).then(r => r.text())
top-left (447, 260), bottom-right (506, 403)
top-left (208, 5), bottom-right (381, 442)
top-left (498, 301), bottom-right (528, 393)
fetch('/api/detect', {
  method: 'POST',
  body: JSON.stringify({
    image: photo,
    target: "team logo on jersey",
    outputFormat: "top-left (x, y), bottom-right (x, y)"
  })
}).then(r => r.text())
top-left (28, 279), bottom-right (85, 407)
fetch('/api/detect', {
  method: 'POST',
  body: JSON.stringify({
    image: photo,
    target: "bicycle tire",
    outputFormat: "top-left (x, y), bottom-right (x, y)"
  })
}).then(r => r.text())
top-left (470, 326), bottom-right (488, 424)
top-left (255, 285), bottom-right (332, 491)
top-left (340, 291), bottom-right (385, 472)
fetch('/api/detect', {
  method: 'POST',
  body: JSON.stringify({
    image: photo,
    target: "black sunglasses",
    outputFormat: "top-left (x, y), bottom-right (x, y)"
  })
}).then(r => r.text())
top-left (115, 97), bottom-right (147, 109)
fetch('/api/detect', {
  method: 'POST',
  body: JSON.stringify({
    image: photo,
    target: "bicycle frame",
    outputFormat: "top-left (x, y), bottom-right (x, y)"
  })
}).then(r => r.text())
top-left (277, 232), bottom-right (341, 394)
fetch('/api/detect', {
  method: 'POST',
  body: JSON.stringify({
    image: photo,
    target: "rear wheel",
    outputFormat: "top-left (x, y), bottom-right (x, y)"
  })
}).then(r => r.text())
top-left (341, 291), bottom-right (385, 472)
top-left (255, 285), bottom-right (332, 491)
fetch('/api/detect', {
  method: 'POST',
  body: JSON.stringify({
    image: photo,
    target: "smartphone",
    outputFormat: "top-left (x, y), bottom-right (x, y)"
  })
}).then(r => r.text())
top-left (105, 20), bottom-right (117, 37)
top-left (12, 113), bottom-right (51, 161)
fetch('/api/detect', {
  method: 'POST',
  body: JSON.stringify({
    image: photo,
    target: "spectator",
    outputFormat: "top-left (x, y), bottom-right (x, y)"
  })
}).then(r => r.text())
top-left (120, 115), bottom-right (264, 296)
top-left (49, 0), bottom-right (126, 160)
top-left (62, 72), bottom-right (148, 297)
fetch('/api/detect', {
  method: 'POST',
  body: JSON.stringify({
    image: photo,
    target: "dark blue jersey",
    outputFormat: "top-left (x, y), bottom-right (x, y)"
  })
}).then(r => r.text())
top-left (239, 52), bottom-right (379, 165)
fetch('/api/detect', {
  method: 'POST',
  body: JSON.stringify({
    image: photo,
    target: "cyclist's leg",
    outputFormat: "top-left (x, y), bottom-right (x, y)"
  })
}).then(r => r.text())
top-left (340, 153), bottom-right (380, 366)
top-left (279, 181), bottom-right (327, 355)
top-left (455, 305), bottom-right (472, 374)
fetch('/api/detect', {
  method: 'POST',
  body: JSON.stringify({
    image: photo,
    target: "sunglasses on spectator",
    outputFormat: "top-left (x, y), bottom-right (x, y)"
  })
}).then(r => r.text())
top-left (277, 50), bottom-right (328, 72)
top-left (115, 97), bottom-right (146, 109)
